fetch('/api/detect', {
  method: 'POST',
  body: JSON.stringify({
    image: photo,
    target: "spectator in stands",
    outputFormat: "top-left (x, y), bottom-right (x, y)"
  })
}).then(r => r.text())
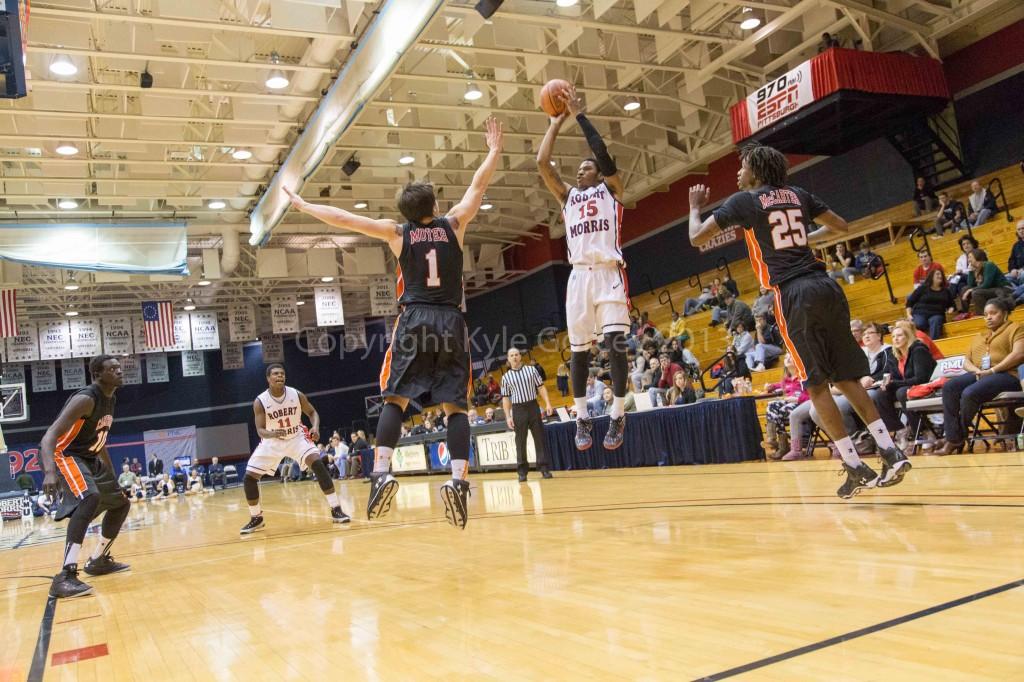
top-left (764, 355), bottom-right (813, 460)
top-left (668, 311), bottom-right (690, 347)
top-left (185, 468), bottom-right (206, 495)
top-left (592, 386), bottom-right (612, 417)
top-left (472, 378), bottom-right (489, 407)
top-left (329, 436), bottom-right (348, 478)
top-left (680, 345), bottom-right (701, 378)
top-left (650, 352), bottom-right (685, 406)
top-left (712, 290), bottom-right (754, 332)
top-left (913, 176), bottom-right (936, 216)
top-left (468, 408), bottom-right (486, 426)
top-left (827, 243), bottom-right (859, 284)
top-left (117, 463), bottom-right (137, 493)
top-left (585, 370), bottom-right (608, 416)
top-left (949, 234), bottom-right (979, 300)
top-left (731, 320), bottom-right (755, 358)
top-left (171, 460), bottom-right (187, 491)
top-left (348, 431), bottom-right (369, 480)
top-left (485, 375), bottom-right (501, 404)
top-left (409, 420), bottom-right (428, 436)
top-left (936, 298), bottom-right (1024, 455)
top-left (715, 350), bottom-right (749, 397)
top-left (153, 474), bottom-right (174, 499)
top-left (684, 286), bottom-right (714, 316)
top-left (746, 313), bottom-right (784, 372)
top-left (912, 249), bottom-right (944, 288)
top-left (721, 273), bottom-right (740, 298)
top-left (933, 191), bottom-right (967, 236)
top-left (960, 248), bottom-right (1012, 317)
top-left (873, 321), bottom-right (937, 441)
top-left (751, 286), bottom-right (775, 319)
top-left (850, 319), bottom-right (865, 346)
top-left (16, 470), bottom-right (35, 492)
top-left (906, 268), bottom-right (954, 340)
top-left (1006, 220), bottom-right (1024, 287)
top-left (967, 180), bottom-right (996, 227)
top-left (208, 456), bottom-right (226, 490)
top-left (148, 454), bottom-right (164, 479)
top-left (631, 348), bottom-right (652, 391)
top-left (665, 371), bottom-right (697, 406)
top-left (483, 407), bottom-right (496, 424)
top-left (819, 32), bottom-right (840, 51)
top-left (638, 311), bottom-right (655, 335)
top-left (555, 361), bottom-right (570, 397)
top-left (130, 457), bottom-right (143, 476)
top-left (853, 241), bottom-right (876, 276)
top-left (641, 356), bottom-right (661, 392)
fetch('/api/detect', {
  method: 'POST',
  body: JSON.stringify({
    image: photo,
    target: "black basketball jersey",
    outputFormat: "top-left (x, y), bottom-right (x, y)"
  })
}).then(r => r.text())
top-left (712, 185), bottom-right (829, 287)
top-left (396, 216), bottom-right (464, 307)
top-left (56, 383), bottom-right (115, 459)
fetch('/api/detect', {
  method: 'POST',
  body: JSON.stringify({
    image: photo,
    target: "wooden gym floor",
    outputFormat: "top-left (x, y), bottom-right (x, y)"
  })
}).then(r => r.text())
top-left (2, 454), bottom-right (1023, 681)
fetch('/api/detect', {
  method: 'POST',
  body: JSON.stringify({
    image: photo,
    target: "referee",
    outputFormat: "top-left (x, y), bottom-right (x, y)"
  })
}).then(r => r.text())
top-left (500, 348), bottom-right (554, 482)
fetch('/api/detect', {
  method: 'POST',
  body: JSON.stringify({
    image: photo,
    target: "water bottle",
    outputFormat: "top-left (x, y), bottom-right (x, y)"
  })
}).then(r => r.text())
top-left (1017, 433), bottom-right (1023, 452)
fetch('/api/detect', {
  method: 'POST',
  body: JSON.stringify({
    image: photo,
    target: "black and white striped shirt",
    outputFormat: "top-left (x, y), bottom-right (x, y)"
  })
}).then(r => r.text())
top-left (500, 365), bottom-right (543, 405)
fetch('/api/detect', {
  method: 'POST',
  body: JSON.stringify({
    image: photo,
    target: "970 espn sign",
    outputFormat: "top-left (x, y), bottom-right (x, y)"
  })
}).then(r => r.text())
top-left (745, 62), bottom-right (813, 134)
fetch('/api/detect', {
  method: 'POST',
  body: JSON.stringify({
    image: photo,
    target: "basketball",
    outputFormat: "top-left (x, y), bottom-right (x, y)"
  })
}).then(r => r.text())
top-left (540, 79), bottom-right (571, 117)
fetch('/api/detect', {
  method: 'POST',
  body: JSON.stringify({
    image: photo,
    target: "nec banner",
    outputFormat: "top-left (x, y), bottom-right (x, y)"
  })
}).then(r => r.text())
top-left (745, 61), bottom-right (813, 134)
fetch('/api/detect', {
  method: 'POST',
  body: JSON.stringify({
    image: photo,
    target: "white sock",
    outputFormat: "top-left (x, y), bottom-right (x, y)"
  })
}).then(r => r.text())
top-left (90, 536), bottom-right (113, 561)
top-left (609, 397), bottom-right (626, 419)
top-left (374, 446), bottom-right (393, 474)
top-left (63, 542), bottom-right (81, 568)
top-left (248, 503), bottom-right (262, 517)
top-left (866, 419), bottom-right (896, 450)
top-left (574, 398), bottom-right (589, 418)
top-left (326, 491), bottom-right (340, 509)
top-left (835, 436), bottom-right (862, 468)
top-left (451, 459), bottom-right (468, 480)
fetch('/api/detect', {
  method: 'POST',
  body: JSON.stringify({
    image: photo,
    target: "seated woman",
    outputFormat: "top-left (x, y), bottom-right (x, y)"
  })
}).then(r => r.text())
top-left (827, 243), bottom-right (859, 285)
top-left (665, 371), bottom-right (697, 406)
top-left (873, 321), bottom-right (937, 444)
top-left (185, 468), bottom-right (206, 495)
top-left (763, 355), bottom-right (814, 460)
top-left (152, 474), bottom-right (175, 500)
top-left (959, 248), bottom-right (1012, 317)
top-left (715, 350), bottom-right (750, 397)
top-left (936, 298), bottom-right (1024, 455)
top-left (947, 235), bottom-right (978, 301)
top-left (906, 268), bottom-right (954, 340)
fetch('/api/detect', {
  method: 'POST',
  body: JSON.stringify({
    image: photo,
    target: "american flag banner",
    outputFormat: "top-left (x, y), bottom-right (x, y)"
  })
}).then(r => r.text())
top-left (141, 301), bottom-right (175, 348)
top-left (0, 289), bottom-right (18, 338)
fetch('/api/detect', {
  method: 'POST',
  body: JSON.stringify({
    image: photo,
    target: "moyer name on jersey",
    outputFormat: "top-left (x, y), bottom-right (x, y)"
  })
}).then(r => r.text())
top-left (408, 226), bottom-right (451, 245)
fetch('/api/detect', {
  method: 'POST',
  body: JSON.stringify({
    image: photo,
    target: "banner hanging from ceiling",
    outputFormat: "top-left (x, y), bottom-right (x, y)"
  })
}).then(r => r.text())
top-left (6, 321), bottom-right (39, 363)
top-left (271, 295), bottom-right (299, 335)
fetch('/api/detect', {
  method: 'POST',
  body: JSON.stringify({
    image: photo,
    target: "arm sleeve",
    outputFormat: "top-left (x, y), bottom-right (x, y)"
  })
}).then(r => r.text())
top-left (979, 263), bottom-right (999, 289)
top-left (575, 114), bottom-right (616, 177)
top-left (906, 286), bottom-right (922, 307)
top-left (712, 192), bottom-right (754, 230)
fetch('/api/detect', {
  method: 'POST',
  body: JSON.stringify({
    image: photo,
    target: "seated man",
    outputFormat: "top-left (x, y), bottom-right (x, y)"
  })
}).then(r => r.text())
top-left (746, 313), bottom-right (783, 372)
top-left (933, 191), bottom-right (968, 236)
top-left (117, 463), bottom-right (137, 495)
top-left (483, 407), bottom-right (496, 424)
top-left (966, 180), bottom-right (996, 227)
top-left (684, 286), bottom-right (714, 316)
top-left (912, 249), bottom-right (944, 288)
top-left (585, 370), bottom-right (608, 417)
top-left (649, 353), bottom-right (684, 407)
top-left (207, 456), bottom-right (226, 490)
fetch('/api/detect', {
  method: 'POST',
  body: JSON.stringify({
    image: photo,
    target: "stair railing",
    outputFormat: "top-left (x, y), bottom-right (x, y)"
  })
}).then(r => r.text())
top-left (987, 177), bottom-right (1016, 223)
top-left (908, 228), bottom-right (931, 258)
top-left (869, 254), bottom-right (899, 305)
top-left (716, 257), bottom-right (732, 280)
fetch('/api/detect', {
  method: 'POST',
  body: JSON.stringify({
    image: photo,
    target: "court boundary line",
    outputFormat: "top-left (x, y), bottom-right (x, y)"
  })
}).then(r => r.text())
top-left (27, 596), bottom-right (56, 682)
top-left (692, 577), bottom-right (1024, 681)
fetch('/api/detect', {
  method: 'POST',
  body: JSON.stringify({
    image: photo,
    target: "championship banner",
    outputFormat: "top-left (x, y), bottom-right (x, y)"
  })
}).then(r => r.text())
top-left (38, 320), bottom-right (72, 360)
top-left (102, 316), bottom-right (134, 355)
top-left (392, 443), bottom-right (429, 474)
top-left (743, 61), bottom-right (813, 135)
top-left (229, 303), bottom-right (257, 342)
top-left (189, 311), bottom-right (220, 350)
top-left (369, 275), bottom-right (398, 317)
top-left (221, 342), bottom-right (244, 370)
top-left (145, 352), bottom-right (169, 383)
top-left (31, 361), bottom-right (57, 393)
top-left (164, 313), bottom-right (192, 352)
top-left (121, 354), bottom-right (142, 385)
top-left (314, 286), bottom-right (344, 327)
top-left (3, 363), bottom-right (26, 384)
top-left (271, 295), bottom-right (299, 334)
top-left (305, 328), bottom-right (331, 357)
top-left (476, 430), bottom-right (536, 468)
top-left (343, 318), bottom-right (367, 352)
top-left (61, 359), bottom-right (87, 390)
top-left (70, 318), bottom-right (102, 358)
top-left (181, 350), bottom-right (205, 377)
top-left (6, 320), bottom-right (39, 362)
top-left (132, 316), bottom-right (161, 354)
top-left (260, 335), bottom-right (283, 363)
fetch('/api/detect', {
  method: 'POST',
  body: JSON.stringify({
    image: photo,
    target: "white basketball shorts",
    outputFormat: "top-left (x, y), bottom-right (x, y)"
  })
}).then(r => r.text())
top-left (565, 263), bottom-right (630, 352)
top-left (246, 436), bottom-right (319, 477)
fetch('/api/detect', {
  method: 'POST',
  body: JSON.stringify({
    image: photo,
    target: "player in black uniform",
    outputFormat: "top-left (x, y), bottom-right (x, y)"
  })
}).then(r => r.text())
top-left (283, 116), bottom-right (503, 529)
top-left (40, 355), bottom-right (131, 598)
top-left (688, 143), bottom-right (910, 498)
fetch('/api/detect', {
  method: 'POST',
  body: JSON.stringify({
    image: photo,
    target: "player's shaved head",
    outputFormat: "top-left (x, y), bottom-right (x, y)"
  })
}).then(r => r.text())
top-left (739, 142), bottom-right (788, 188)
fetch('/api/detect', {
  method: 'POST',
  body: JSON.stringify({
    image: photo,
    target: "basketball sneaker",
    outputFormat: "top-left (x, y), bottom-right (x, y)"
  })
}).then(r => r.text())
top-left (331, 507), bottom-right (351, 524)
top-left (603, 415), bottom-right (626, 450)
top-left (83, 554), bottom-right (130, 576)
top-left (366, 473), bottom-right (399, 520)
top-left (877, 447), bottom-right (912, 488)
top-left (575, 418), bottom-right (594, 450)
top-left (837, 462), bottom-right (879, 499)
top-left (49, 565), bottom-right (93, 599)
top-left (240, 515), bottom-right (265, 534)
top-left (440, 479), bottom-right (471, 530)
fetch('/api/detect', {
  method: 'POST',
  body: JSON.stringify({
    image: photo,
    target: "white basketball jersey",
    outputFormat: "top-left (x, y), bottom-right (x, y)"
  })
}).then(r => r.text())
top-left (562, 181), bottom-right (623, 265)
top-left (258, 386), bottom-right (305, 441)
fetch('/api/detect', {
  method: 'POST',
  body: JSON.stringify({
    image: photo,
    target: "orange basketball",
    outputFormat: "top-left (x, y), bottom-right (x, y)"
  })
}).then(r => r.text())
top-left (540, 79), bottom-right (571, 117)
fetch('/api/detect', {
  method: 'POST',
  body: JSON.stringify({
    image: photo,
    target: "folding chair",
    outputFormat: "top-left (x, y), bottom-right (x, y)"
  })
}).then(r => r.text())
top-left (967, 391), bottom-right (1024, 453)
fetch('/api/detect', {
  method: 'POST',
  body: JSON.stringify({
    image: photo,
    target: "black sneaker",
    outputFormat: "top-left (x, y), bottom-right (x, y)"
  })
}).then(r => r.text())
top-left (517, 473), bottom-right (527, 482)
top-left (575, 418), bottom-right (594, 451)
top-left (541, 469), bottom-right (553, 479)
top-left (49, 565), bottom-right (93, 599)
top-left (367, 473), bottom-right (399, 520)
top-left (837, 462), bottom-right (879, 499)
top-left (240, 515), bottom-right (265, 534)
top-left (603, 415), bottom-right (626, 450)
top-left (83, 554), bottom-right (130, 576)
top-left (440, 479), bottom-right (471, 530)
top-left (331, 507), bottom-right (351, 524)
top-left (877, 447), bottom-right (912, 487)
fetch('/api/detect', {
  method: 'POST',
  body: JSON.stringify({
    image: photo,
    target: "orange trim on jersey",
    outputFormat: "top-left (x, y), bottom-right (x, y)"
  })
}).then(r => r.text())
top-left (54, 418), bottom-right (85, 456)
top-left (771, 286), bottom-right (809, 382)
top-left (55, 453), bottom-right (87, 497)
top-left (395, 265), bottom-right (405, 301)
top-left (742, 229), bottom-right (772, 290)
top-left (378, 313), bottom-right (403, 392)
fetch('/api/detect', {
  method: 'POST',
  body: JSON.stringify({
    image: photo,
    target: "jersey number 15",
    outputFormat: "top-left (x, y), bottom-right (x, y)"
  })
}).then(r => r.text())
top-left (768, 209), bottom-right (807, 249)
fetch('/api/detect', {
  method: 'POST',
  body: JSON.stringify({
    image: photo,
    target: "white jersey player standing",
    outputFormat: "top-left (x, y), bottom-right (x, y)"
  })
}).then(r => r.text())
top-left (537, 84), bottom-right (631, 451)
top-left (239, 363), bottom-right (350, 533)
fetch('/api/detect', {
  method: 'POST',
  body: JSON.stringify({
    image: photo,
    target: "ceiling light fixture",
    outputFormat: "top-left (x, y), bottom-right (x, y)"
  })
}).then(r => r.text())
top-left (623, 97), bottom-right (641, 112)
top-left (354, 201), bottom-right (368, 209)
top-left (198, 279), bottom-right (212, 287)
top-left (556, 0), bottom-right (579, 7)
top-left (49, 54), bottom-right (78, 76)
top-left (232, 149), bottom-right (253, 160)
top-left (296, 299), bottom-right (305, 306)
top-left (399, 153), bottom-right (415, 165)
top-left (208, 200), bottom-right (227, 210)
top-left (265, 52), bottom-right (290, 90)
top-left (481, 198), bottom-right (493, 210)
top-left (320, 276), bottom-right (335, 283)
top-left (56, 142), bottom-right (79, 156)
top-left (183, 298), bottom-right (196, 311)
top-left (65, 310), bottom-right (79, 317)
top-left (64, 273), bottom-right (80, 290)
top-left (740, 8), bottom-right (762, 30)
top-left (464, 82), bottom-right (483, 101)
top-left (58, 198), bottom-right (79, 209)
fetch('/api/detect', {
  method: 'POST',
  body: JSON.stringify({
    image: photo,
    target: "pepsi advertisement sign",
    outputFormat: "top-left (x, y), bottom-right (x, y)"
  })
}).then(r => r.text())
top-left (428, 440), bottom-right (476, 472)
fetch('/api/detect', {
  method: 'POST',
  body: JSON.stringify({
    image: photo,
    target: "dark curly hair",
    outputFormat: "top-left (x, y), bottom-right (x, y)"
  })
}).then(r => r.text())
top-left (739, 142), bottom-right (788, 187)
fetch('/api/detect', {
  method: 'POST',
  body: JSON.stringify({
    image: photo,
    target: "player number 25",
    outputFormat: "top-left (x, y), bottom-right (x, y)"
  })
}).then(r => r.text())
top-left (768, 209), bottom-right (807, 249)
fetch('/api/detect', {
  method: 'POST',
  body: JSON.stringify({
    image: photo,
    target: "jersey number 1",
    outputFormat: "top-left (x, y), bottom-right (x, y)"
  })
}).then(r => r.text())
top-left (425, 248), bottom-right (441, 288)
top-left (769, 209), bottom-right (807, 249)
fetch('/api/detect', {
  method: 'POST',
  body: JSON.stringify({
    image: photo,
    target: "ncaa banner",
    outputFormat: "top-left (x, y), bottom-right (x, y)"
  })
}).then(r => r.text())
top-left (271, 295), bottom-right (299, 334)
top-left (745, 61), bottom-right (813, 134)
top-left (6, 321), bottom-right (39, 363)
top-left (145, 352), bottom-right (169, 383)
top-left (392, 443), bottom-right (429, 474)
top-left (61, 359), bottom-right (87, 390)
top-left (475, 430), bottom-right (536, 468)
top-left (38, 320), bottom-right (72, 360)
top-left (369, 275), bottom-right (398, 317)
top-left (131, 316), bottom-right (161, 354)
top-left (229, 303), bottom-right (257, 342)
top-left (70, 318), bottom-right (102, 358)
top-left (31, 361), bottom-right (57, 393)
top-left (189, 311), bottom-right (220, 350)
top-left (164, 313), bottom-right (192, 352)
top-left (121, 355), bottom-right (142, 385)
top-left (260, 335), bottom-right (283, 364)
top-left (3, 363), bottom-right (26, 384)
top-left (314, 286), bottom-right (344, 327)
top-left (102, 316), bottom-right (134, 355)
